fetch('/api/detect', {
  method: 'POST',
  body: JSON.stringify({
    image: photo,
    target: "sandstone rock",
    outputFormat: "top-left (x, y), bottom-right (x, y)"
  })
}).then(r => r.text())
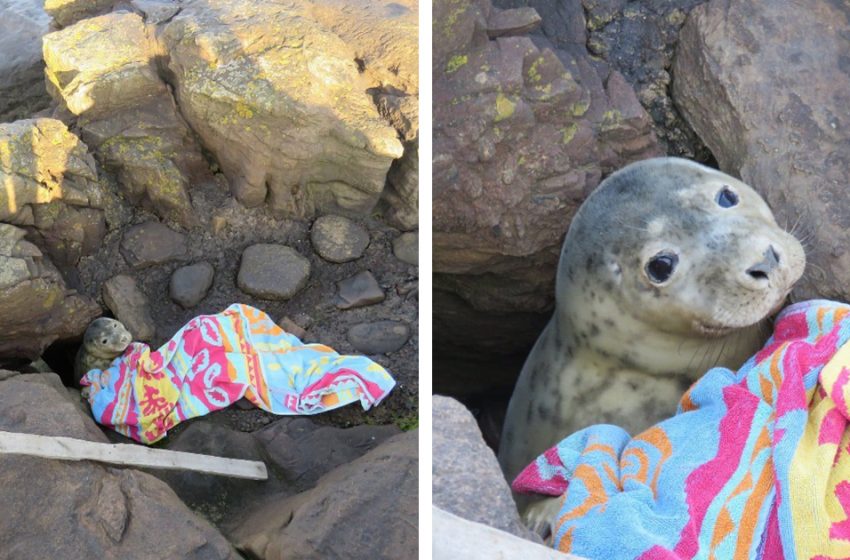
top-left (392, 232), bottom-right (418, 266)
top-left (673, 0), bottom-right (850, 304)
top-left (44, 0), bottom-right (116, 27)
top-left (119, 221), bottom-right (188, 268)
top-left (336, 271), bottom-right (385, 310)
top-left (347, 320), bottom-right (410, 354)
top-left (131, 0), bottom-right (180, 24)
top-left (102, 274), bottom-right (156, 341)
top-left (0, 373), bottom-right (238, 558)
top-left (0, 119), bottom-right (106, 265)
top-left (43, 13), bottom-right (207, 226)
top-left (169, 261), bottom-right (215, 309)
top-left (432, 396), bottom-right (541, 542)
top-left (160, 0), bottom-right (405, 217)
top-left (433, 0), bottom-right (660, 365)
top-left (0, 0), bottom-right (51, 122)
top-left (310, 215), bottom-right (370, 263)
top-left (0, 224), bottom-right (100, 359)
top-left (229, 430), bottom-right (417, 560)
top-left (382, 139), bottom-right (419, 230)
top-left (237, 244), bottom-right (310, 300)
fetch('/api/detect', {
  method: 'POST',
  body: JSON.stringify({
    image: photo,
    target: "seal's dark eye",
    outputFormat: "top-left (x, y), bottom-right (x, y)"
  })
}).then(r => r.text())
top-left (101, 338), bottom-right (107, 344)
top-left (646, 253), bottom-right (678, 284)
top-left (716, 186), bottom-right (739, 208)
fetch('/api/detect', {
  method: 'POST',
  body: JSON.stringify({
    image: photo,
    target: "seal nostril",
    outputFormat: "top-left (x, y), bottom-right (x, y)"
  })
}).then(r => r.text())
top-left (748, 269), bottom-right (769, 281)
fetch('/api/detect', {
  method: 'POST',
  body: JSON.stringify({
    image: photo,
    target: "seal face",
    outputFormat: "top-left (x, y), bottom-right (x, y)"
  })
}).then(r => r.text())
top-left (74, 317), bottom-right (133, 387)
top-left (499, 158), bottom-right (805, 520)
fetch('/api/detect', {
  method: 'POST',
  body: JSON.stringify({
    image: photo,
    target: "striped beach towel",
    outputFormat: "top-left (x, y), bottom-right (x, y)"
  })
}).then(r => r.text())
top-left (81, 304), bottom-right (396, 444)
top-left (513, 300), bottom-right (850, 559)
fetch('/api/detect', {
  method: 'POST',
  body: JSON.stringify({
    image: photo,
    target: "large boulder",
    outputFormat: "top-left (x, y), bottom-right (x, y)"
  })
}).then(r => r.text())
top-left (228, 430), bottom-right (418, 560)
top-left (0, 119), bottom-right (106, 267)
top-left (43, 13), bottom-right (210, 227)
top-left (159, 0), bottom-right (406, 217)
top-left (0, 372), bottom-right (238, 558)
top-left (0, 0), bottom-right (51, 122)
top-left (433, 0), bottom-right (660, 391)
top-left (673, 0), bottom-right (850, 303)
top-left (0, 223), bottom-right (100, 360)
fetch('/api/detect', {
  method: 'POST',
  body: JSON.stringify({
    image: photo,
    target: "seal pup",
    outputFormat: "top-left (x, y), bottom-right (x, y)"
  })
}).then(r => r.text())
top-left (498, 158), bottom-right (805, 531)
top-left (74, 317), bottom-right (133, 387)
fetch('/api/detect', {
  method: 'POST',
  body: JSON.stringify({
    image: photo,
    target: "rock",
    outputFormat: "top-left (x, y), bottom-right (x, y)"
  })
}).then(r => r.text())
top-left (382, 140), bottom-right (419, 230)
top-left (672, 0), bottom-right (850, 305)
top-left (229, 430), bottom-right (417, 560)
top-left (433, 0), bottom-right (661, 366)
top-left (392, 232), bottom-right (418, 265)
top-left (169, 262), bottom-right (215, 309)
top-left (575, 0), bottom-right (710, 159)
top-left (0, 373), bottom-right (238, 558)
top-left (0, 119), bottom-right (106, 266)
top-left (0, 224), bottom-right (100, 359)
top-left (486, 7), bottom-right (542, 38)
top-left (336, 271), bottom-right (385, 310)
top-left (44, 0), bottom-right (116, 26)
top-left (237, 244), bottom-right (311, 300)
top-left (159, 0), bottom-right (407, 217)
top-left (102, 274), bottom-right (156, 341)
top-left (310, 215), bottom-right (370, 263)
top-left (432, 396), bottom-right (541, 542)
top-left (43, 13), bottom-right (207, 226)
top-left (131, 0), bottom-right (180, 24)
top-left (252, 418), bottom-right (401, 489)
top-left (347, 320), bottom-right (410, 354)
top-left (278, 316), bottom-right (308, 340)
top-left (0, 0), bottom-right (51, 122)
top-left (119, 221), bottom-right (188, 268)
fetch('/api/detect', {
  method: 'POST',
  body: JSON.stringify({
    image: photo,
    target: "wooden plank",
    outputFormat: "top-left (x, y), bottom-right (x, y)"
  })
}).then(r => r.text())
top-left (433, 506), bottom-right (586, 560)
top-left (0, 430), bottom-right (268, 480)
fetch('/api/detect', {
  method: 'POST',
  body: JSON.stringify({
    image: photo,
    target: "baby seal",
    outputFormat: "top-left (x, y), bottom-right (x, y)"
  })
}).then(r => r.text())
top-left (74, 317), bottom-right (133, 387)
top-left (498, 158), bottom-right (805, 529)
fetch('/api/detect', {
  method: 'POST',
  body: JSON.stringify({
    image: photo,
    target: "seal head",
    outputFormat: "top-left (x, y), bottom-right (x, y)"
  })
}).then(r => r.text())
top-left (74, 317), bottom-right (133, 387)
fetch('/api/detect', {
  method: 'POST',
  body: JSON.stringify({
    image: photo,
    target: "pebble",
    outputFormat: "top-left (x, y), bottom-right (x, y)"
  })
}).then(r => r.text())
top-left (392, 232), bottom-right (418, 265)
top-left (310, 215), bottom-right (370, 263)
top-left (169, 262), bottom-right (215, 308)
top-left (120, 221), bottom-right (188, 268)
top-left (278, 316), bottom-right (308, 340)
top-left (336, 271), bottom-right (385, 309)
top-left (347, 320), bottom-right (410, 354)
top-left (102, 274), bottom-right (156, 341)
top-left (237, 244), bottom-right (311, 300)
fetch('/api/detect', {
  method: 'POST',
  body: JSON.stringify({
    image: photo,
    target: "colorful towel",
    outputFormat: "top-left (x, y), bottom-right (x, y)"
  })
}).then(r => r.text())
top-left (513, 299), bottom-right (850, 559)
top-left (81, 304), bottom-right (396, 444)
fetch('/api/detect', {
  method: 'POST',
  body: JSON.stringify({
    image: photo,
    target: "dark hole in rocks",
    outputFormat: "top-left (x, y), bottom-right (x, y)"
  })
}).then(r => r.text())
top-left (41, 338), bottom-right (81, 388)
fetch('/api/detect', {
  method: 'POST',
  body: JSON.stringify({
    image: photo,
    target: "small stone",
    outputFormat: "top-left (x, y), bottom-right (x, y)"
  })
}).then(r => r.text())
top-left (169, 262), bottom-right (215, 309)
top-left (120, 221), bottom-right (188, 269)
top-left (392, 232), bottom-right (418, 265)
top-left (336, 271), bottom-right (385, 310)
top-left (291, 312), bottom-right (313, 329)
top-left (102, 275), bottom-right (156, 341)
top-left (210, 215), bottom-right (227, 236)
top-left (278, 316), bottom-right (308, 340)
top-left (310, 215), bottom-right (370, 263)
top-left (347, 320), bottom-right (410, 354)
top-left (237, 244), bottom-right (311, 300)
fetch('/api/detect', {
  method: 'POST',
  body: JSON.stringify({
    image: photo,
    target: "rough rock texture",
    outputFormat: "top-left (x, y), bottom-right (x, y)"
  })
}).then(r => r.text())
top-left (0, 224), bottom-right (100, 359)
top-left (237, 244), bottom-right (311, 300)
top-left (673, 0), bottom-right (850, 304)
top-left (336, 271), bottom-right (385, 309)
top-left (0, 119), bottom-right (106, 267)
top-left (383, 139), bottom-right (419, 230)
top-left (393, 231), bottom-right (418, 266)
top-left (310, 215), bottom-right (370, 263)
top-left (0, 372), bottom-right (238, 558)
top-left (43, 12), bottom-right (210, 226)
top-left (228, 430), bottom-right (418, 560)
top-left (347, 320), bottom-right (410, 355)
top-left (102, 274), bottom-right (156, 341)
top-left (119, 221), bottom-right (188, 268)
top-left (44, 0), bottom-right (117, 27)
top-left (159, 0), bottom-right (408, 217)
top-left (169, 261), bottom-right (215, 309)
top-left (0, 0), bottom-right (51, 122)
top-left (432, 396), bottom-right (540, 542)
top-left (433, 0), bottom-right (661, 391)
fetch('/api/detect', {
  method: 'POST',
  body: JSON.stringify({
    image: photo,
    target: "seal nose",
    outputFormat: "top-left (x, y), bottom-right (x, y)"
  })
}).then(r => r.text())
top-left (746, 245), bottom-right (780, 281)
